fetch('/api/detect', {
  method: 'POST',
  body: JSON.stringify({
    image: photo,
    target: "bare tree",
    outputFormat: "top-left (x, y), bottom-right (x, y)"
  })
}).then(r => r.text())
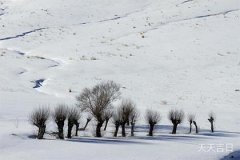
top-left (118, 99), bottom-right (135, 137)
top-left (168, 109), bottom-right (184, 134)
top-left (187, 114), bottom-right (195, 134)
top-left (67, 107), bottom-right (80, 138)
top-left (76, 81), bottom-right (121, 137)
top-left (29, 107), bottom-right (50, 139)
top-left (193, 121), bottom-right (198, 134)
top-left (52, 104), bottom-right (68, 139)
top-left (145, 109), bottom-right (161, 136)
top-left (103, 109), bottom-right (113, 131)
top-left (80, 115), bottom-right (92, 131)
top-left (208, 112), bottom-right (215, 133)
top-left (130, 109), bottom-right (139, 136)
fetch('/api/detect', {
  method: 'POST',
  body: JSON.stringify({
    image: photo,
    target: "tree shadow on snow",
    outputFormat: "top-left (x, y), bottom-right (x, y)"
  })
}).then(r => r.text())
top-left (67, 137), bottom-right (149, 145)
top-left (134, 134), bottom-right (211, 142)
top-left (134, 124), bottom-right (240, 139)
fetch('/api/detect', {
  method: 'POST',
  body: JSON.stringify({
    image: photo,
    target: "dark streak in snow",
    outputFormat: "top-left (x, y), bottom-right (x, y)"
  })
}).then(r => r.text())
top-left (98, 16), bottom-right (121, 22)
top-left (147, 9), bottom-right (240, 33)
top-left (181, 0), bottom-right (194, 5)
top-left (16, 51), bottom-right (25, 56)
top-left (74, 5), bottom-right (149, 26)
top-left (32, 79), bottom-right (45, 89)
top-left (28, 56), bottom-right (60, 68)
top-left (0, 28), bottom-right (47, 41)
top-left (194, 9), bottom-right (239, 19)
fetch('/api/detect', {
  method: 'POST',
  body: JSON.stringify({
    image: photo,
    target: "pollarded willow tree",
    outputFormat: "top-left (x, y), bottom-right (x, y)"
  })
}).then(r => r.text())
top-left (208, 112), bottom-right (215, 133)
top-left (67, 107), bottom-right (81, 138)
top-left (76, 81), bottom-right (121, 137)
top-left (118, 99), bottom-right (136, 137)
top-left (187, 114), bottom-right (195, 134)
top-left (52, 104), bottom-right (68, 139)
top-left (29, 107), bottom-right (50, 139)
top-left (112, 109), bottom-right (121, 137)
top-left (130, 108), bottom-right (139, 136)
top-left (145, 109), bottom-right (161, 136)
top-left (168, 109), bottom-right (184, 134)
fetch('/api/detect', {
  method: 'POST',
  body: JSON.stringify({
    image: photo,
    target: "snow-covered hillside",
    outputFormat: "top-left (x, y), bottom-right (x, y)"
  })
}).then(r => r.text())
top-left (0, 0), bottom-right (240, 159)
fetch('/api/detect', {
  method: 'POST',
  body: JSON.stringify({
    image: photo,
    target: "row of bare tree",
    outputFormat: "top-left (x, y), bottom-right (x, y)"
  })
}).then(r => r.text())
top-left (29, 81), bottom-right (216, 139)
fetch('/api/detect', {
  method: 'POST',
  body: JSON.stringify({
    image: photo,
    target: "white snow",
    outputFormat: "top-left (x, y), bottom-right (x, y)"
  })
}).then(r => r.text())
top-left (0, 0), bottom-right (240, 159)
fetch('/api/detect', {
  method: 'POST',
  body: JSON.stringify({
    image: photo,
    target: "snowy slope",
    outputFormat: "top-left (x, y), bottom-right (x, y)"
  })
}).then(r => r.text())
top-left (0, 0), bottom-right (240, 159)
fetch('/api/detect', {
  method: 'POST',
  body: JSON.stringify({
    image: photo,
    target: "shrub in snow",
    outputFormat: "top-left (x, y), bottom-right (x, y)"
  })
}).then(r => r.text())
top-left (145, 109), bottom-right (161, 136)
top-left (208, 112), bottom-right (215, 133)
top-left (67, 107), bottom-right (80, 138)
top-left (76, 81), bottom-right (121, 137)
top-left (168, 109), bottom-right (184, 134)
top-left (187, 114), bottom-right (195, 133)
top-left (52, 104), bottom-right (68, 139)
top-left (29, 107), bottom-right (50, 139)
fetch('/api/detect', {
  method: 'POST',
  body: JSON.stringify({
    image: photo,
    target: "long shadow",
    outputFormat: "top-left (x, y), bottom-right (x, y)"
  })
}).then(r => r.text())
top-left (135, 124), bottom-right (189, 131)
top-left (67, 137), bottom-right (148, 145)
top-left (198, 131), bottom-right (240, 138)
top-left (135, 125), bottom-right (240, 138)
top-left (134, 134), bottom-right (211, 142)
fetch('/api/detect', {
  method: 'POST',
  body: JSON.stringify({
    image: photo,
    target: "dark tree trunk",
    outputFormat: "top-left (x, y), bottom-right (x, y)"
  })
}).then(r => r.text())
top-left (172, 123), bottom-right (178, 134)
top-left (37, 125), bottom-right (46, 139)
top-left (104, 119), bottom-right (109, 131)
top-left (121, 123), bottom-right (126, 137)
top-left (131, 122), bottom-right (135, 136)
top-left (83, 119), bottom-right (91, 130)
top-left (193, 121), bottom-right (198, 134)
top-left (96, 122), bottom-right (103, 137)
top-left (67, 122), bottom-right (74, 138)
top-left (208, 118), bottom-right (214, 133)
top-left (75, 122), bottom-right (79, 136)
top-left (114, 124), bottom-right (120, 137)
top-left (210, 122), bottom-right (214, 133)
top-left (126, 120), bottom-right (130, 126)
top-left (149, 124), bottom-right (154, 136)
top-left (57, 121), bottom-right (64, 139)
top-left (189, 122), bottom-right (192, 133)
